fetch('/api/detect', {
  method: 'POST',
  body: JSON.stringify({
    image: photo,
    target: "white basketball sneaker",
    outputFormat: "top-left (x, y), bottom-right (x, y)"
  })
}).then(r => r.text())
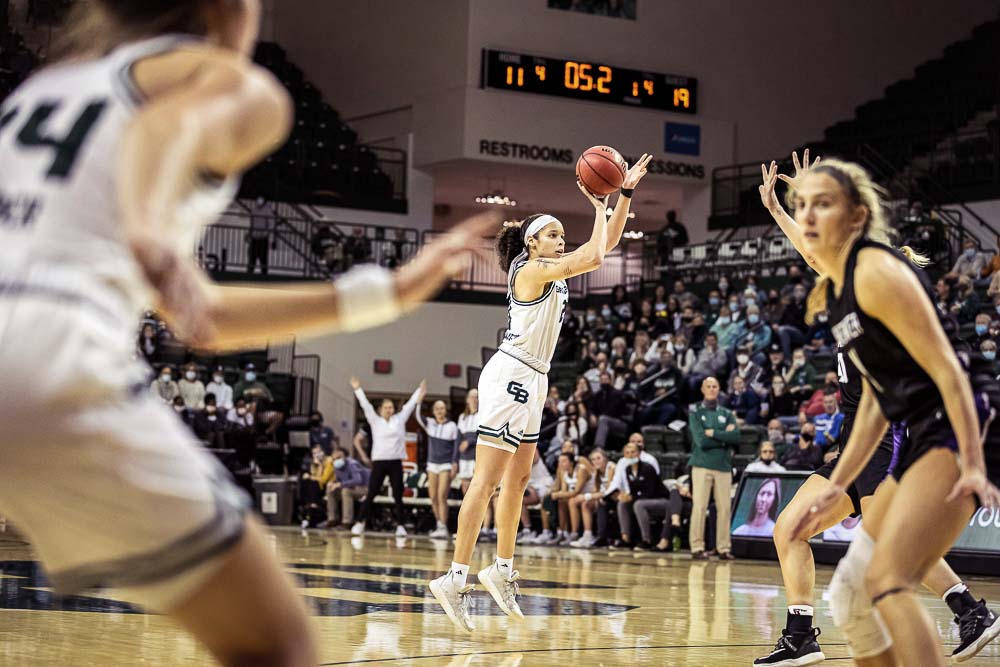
top-left (350, 521), bottom-right (365, 536)
top-left (428, 572), bottom-right (475, 633)
top-left (478, 562), bottom-right (524, 620)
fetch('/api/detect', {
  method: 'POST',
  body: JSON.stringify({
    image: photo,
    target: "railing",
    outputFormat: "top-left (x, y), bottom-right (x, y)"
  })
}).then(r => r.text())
top-left (292, 355), bottom-right (321, 415)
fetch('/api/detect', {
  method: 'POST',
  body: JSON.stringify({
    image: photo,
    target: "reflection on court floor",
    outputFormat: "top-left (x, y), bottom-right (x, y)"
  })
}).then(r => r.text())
top-left (1, 528), bottom-right (998, 666)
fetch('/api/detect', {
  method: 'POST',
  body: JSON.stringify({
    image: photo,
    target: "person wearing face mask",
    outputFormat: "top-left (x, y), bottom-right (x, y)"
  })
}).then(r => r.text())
top-left (725, 374), bottom-right (761, 426)
top-left (171, 395), bottom-right (195, 428)
top-left (671, 334), bottom-right (696, 375)
top-left (688, 377), bottom-right (738, 560)
top-left (205, 366), bottom-right (234, 410)
top-left (734, 304), bottom-right (773, 364)
top-left (779, 423), bottom-right (822, 472)
top-left (727, 295), bottom-right (744, 325)
top-left (728, 348), bottom-right (765, 397)
top-left (638, 351), bottom-right (683, 427)
top-left (705, 289), bottom-right (723, 326)
top-left (782, 348), bottom-right (817, 399)
top-left (804, 310), bottom-right (835, 349)
top-left (775, 283), bottom-right (809, 357)
top-left (193, 393), bottom-right (226, 448)
top-left (309, 411), bottom-right (336, 456)
top-left (137, 322), bottom-right (160, 363)
top-left (233, 363), bottom-right (273, 404)
top-left (742, 288), bottom-right (759, 311)
top-left (981, 339), bottom-right (999, 373)
top-left (945, 238), bottom-right (987, 282)
top-left (709, 306), bottom-right (742, 352)
top-left (177, 363), bottom-right (206, 410)
top-left (590, 371), bottom-right (630, 449)
top-left (150, 366), bottom-right (180, 403)
top-left (227, 399), bottom-right (255, 429)
top-left (967, 313), bottom-right (993, 348)
top-left (744, 276), bottom-right (768, 306)
top-left (717, 277), bottom-right (732, 300)
top-left (765, 419), bottom-right (790, 447)
top-left (689, 332), bottom-right (728, 393)
top-left (766, 375), bottom-right (800, 427)
top-left (320, 448), bottom-right (370, 530)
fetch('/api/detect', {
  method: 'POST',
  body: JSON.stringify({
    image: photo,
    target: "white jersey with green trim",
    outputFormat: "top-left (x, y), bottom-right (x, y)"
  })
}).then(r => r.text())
top-left (497, 250), bottom-right (569, 374)
top-left (0, 34), bottom-right (237, 324)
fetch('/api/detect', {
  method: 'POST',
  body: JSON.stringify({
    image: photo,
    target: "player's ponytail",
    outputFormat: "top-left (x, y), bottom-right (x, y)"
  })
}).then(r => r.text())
top-left (800, 159), bottom-right (929, 323)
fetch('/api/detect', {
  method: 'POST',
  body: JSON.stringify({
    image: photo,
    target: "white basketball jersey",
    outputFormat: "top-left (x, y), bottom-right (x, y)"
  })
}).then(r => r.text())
top-left (497, 250), bottom-right (569, 374)
top-left (0, 35), bottom-right (237, 323)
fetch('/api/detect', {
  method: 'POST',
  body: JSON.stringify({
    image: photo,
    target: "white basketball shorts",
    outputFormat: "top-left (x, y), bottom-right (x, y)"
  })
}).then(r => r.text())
top-left (476, 351), bottom-right (548, 454)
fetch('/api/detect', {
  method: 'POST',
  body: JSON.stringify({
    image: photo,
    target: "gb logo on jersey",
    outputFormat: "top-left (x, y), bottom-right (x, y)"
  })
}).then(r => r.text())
top-left (506, 381), bottom-right (530, 404)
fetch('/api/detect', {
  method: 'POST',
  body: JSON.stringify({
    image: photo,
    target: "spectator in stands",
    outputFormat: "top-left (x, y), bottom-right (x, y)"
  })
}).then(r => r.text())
top-left (744, 276), bottom-right (767, 306)
top-left (775, 284), bottom-right (808, 357)
top-left (206, 366), bottom-right (234, 410)
top-left (227, 399), bottom-right (255, 429)
top-left (688, 331), bottom-right (727, 392)
top-left (799, 371), bottom-right (840, 418)
top-left (571, 375), bottom-right (593, 409)
top-left (171, 395), bottom-right (194, 427)
top-left (735, 304), bottom-right (772, 363)
top-left (728, 348), bottom-right (765, 396)
top-left (246, 196), bottom-right (273, 275)
top-left (299, 444), bottom-right (333, 528)
top-left (345, 226), bottom-right (371, 269)
top-left (568, 448), bottom-right (616, 548)
top-left (630, 330), bottom-right (653, 366)
top-left (981, 233), bottom-right (1000, 278)
top-left (137, 323), bottom-right (159, 363)
top-left (311, 224), bottom-right (342, 273)
top-left (610, 285), bottom-right (633, 321)
top-left (726, 293), bottom-right (744, 326)
top-left (234, 363), bottom-right (283, 438)
top-left (657, 210), bottom-right (689, 262)
top-left (763, 289), bottom-right (784, 327)
top-left (969, 313), bottom-right (993, 348)
top-left (672, 334), bottom-right (696, 376)
top-left (981, 339), bottom-right (998, 374)
top-left (804, 329), bottom-right (832, 358)
top-left (193, 393), bottom-right (226, 448)
top-left (417, 400), bottom-right (460, 539)
top-left (320, 447), bottom-right (370, 530)
top-left (717, 275), bottom-right (733, 301)
top-left (520, 448), bottom-right (556, 545)
top-left (709, 306), bottom-right (741, 351)
top-left (726, 374), bottom-right (761, 426)
top-left (550, 452), bottom-right (594, 545)
top-left (988, 272), bottom-right (1000, 300)
top-left (456, 388), bottom-right (479, 493)
top-left (805, 310), bottom-right (835, 349)
top-left (609, 336), bottom-right (630, 368)
top-left (783, 348), bottom-right (817, 400)
top-left (744, 441), bottom-right (786, 474)
top-left (812, 391), bottom-right (844, 450)
top-left (150, 366), bottom-right (179, 403)
top-left (584, 354), bottom-right (609, 393)
top-left (350, 377), bottom-right (425, 538)
top-left (780, 423), bottom-right (822, 471)
top-left (590, 371), bottom-right (629, 449)
top-left (935, 277), bottom-right (954, 313)
top-left (946, 238), bottom-right (988, 282)
top-left (705, 289), bottom-right (723, 326)
top-left (309, 411), bottom-right (336, 455)
top-left (178, 363), bottom-right (205, 409)
top-left (613, 441), bottom-right (677, 551)
top-left (761, 343), bottom-right (789, 380)
top-left (950, 275), bottom-right (981, 324)
top-left (767, 419), bottom-right (791, 447)
top-left (676, 305), bottom-right (706, 350)
top-left (553, 400), bottom-right (588, 457)
top-left (639, 350), bottom-right (683, 427)
top-left (765, 375), bottom-right (800, 427)
top-left (688, 376), bottom-right (737, 560)
top-left (672, 279), bottom-right (698, 310)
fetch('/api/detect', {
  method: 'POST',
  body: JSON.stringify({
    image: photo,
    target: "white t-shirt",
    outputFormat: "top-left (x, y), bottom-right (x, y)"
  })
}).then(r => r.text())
top-left (355, 386), bottom-right (421, 461)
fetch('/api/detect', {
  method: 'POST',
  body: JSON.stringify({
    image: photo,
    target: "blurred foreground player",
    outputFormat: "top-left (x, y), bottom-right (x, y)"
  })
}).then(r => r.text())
top-left (0, 1), bottom-right (494, 664)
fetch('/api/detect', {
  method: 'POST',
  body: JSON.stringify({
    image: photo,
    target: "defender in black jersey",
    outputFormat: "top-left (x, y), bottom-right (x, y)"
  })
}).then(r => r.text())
top-left (774, 158), bottom-right (1000, 667)
top-left (756, 152), bottom-right (1000, 666)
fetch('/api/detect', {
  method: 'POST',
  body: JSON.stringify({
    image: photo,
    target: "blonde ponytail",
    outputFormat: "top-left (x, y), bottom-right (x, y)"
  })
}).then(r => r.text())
top-left (793, 158), bottom-right (929, 324)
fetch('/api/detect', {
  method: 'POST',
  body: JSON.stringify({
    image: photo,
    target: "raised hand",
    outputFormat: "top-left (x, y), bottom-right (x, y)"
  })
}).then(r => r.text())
top-left (623, 153), bottom-right (653, 189)
top-left (777, 148), bottom-right (821, 192)
top-left (577, 178), bottom-right (610, 212)
top-left (758, 160), bottom-right (781, 214)
top-left (349, 376), bottom-right (361, 390)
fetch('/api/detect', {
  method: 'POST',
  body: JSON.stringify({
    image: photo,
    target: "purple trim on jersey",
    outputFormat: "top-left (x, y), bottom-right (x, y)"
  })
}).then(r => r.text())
top-left (886, 422), bottom-right (905, 477)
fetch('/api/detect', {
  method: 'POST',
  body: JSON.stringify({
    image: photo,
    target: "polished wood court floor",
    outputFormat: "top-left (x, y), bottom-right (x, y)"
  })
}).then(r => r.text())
top-left (1, 525), bottom-right (998, 666)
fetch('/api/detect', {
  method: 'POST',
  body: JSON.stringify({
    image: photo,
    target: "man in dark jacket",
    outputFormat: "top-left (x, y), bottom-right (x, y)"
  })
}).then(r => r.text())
top-left (780, 423), bottom-right (823, 471)
top-left (590, 371), bottom-right (629, 449)
top-left (613, 440), bottom-right (678, 550)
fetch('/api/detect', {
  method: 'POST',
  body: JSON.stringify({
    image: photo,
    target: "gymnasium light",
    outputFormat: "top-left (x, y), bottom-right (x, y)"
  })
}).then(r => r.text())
top-left (475, 192), bottom-right (517, 207)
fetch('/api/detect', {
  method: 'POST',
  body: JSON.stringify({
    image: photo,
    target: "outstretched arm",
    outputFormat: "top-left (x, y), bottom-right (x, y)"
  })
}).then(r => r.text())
top-left (350, 376), bottom-right (379, 424)
top-left (758, 150), bottom-right (823, 273)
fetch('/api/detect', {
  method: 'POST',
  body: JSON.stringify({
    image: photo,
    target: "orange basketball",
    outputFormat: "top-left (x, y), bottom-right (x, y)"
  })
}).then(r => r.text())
top-left (575, 145), bottom-right (627, 196)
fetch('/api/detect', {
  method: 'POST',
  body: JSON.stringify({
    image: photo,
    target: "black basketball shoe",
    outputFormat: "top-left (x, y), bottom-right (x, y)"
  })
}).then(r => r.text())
top-left (754, 627), bottom-right (825, 666)
top-left (952, 599), bottom-right (1000, 662)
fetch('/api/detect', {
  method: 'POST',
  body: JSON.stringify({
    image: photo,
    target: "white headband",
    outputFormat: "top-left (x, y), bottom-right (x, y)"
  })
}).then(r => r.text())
top-left (523, 214), bottom-right (559, 245)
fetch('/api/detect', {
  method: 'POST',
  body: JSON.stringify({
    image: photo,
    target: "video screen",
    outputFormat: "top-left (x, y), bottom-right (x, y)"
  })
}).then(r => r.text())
top-left (730, 473), bottom-right (809, 538)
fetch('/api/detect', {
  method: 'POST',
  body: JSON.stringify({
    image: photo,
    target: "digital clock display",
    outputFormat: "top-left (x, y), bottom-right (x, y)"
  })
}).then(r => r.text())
top-left (481, 49), bottom-right (698, 114)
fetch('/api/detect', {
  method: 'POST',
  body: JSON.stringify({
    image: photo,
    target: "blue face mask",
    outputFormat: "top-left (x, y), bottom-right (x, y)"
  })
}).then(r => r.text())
top-left (976, 324), bottom-right (988, 336)
top-left (745, 298), bottom-right (756, 308)
top-left (709, 297), bottom-right (720, 307)
top-left (333, 458), bottom-right (346, 469)
top-left (748, 314), bottom-right (760, 325)
top-left (718, 316), bottom-right (731, 325)
top-left (245, 372), bottom-right (257, 383)
top-left (985, 350), bottom-right (997, 361)
top-left (965, 248), bottom-right (976, 258)
top-left (620, 456), bottom-right (639, 466)
top-left (729, 302), bottom-right (739, 311)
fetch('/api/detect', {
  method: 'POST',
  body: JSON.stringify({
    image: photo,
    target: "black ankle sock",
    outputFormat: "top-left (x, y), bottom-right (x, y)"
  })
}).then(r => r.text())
top-left (786, 611), bottom-right (813, 635)
top-left (946, 589), bottom-right (979, 616)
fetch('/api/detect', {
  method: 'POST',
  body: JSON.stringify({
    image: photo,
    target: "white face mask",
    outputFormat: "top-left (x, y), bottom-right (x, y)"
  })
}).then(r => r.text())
top-left (212, 374), bottom-right (223, 384)
top-left (185, 371), bottom-right (196, 381)
top-left (236, 407), bottom-right (247, 416)
top-left (737, 354), bottom-right (749, 365)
